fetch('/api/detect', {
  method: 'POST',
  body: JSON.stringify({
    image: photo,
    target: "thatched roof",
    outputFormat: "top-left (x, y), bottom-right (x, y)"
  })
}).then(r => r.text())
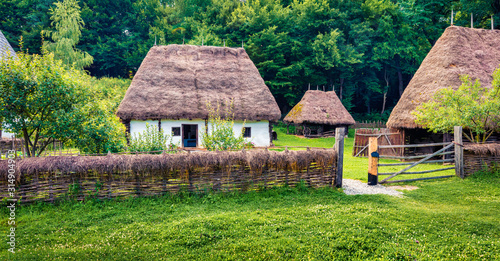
top-left (116, 44), bottom-right (281, 121)
top-left (0, 30), bottom-right (16, 59)
top-left (283, 90), bottom-right (355, 126)
top-left (387, 26), bottom-right (500, 129)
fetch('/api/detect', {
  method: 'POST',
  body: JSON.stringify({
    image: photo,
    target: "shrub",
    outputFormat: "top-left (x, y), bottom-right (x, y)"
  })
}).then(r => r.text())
top-left (128, 123), bottom-right (178, 152)
top-left (201, 100), bottom-right (247, 151)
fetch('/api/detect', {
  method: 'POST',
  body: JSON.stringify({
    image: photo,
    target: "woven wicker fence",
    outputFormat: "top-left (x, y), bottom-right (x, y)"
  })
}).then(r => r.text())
top-left (0, 149), bottom-right (337, 203)
top-left (464, 143), bottom-right (500, 176)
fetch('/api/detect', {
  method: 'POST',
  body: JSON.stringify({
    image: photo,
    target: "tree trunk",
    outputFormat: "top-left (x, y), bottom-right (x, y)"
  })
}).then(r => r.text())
top-left (22, 129), bottom-right (31, 157)
top-left (366, 97), bottom-right (371, 114)
top-left (396, 55), bottom-right (404, 97)
top-left (382, 67), bottom-right (389, 114)
top-left (339, 77), bottom-right (344, 100)
top-left (381, 92), bottom-right (387, 114)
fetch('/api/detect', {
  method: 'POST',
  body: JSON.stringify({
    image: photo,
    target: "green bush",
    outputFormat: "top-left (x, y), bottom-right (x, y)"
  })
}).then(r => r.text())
top-left (128, 123), bottom-right (178, 152)
top-left (201, 101), bottom-right (247, 151)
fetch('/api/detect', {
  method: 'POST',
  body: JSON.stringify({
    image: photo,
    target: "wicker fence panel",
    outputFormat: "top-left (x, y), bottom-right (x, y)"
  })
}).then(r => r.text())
top-left (0, 150), bottom-right (337, 203)
top-left (464, 152), bottom-right (500, 177)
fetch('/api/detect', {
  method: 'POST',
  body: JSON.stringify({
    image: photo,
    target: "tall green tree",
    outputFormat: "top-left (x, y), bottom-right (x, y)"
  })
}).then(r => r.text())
top-left (43, 0), bottom-right (93, 69)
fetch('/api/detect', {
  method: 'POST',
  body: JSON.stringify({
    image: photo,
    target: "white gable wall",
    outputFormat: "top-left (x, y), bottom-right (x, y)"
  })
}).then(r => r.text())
top-left (129, 119), bottom-right (271, 148)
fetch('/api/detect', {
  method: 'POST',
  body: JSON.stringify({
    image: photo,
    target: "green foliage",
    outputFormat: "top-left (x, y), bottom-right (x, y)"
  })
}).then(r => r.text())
top-left (43, 0), bottom-right (93, 70)
top-left (413, 69), bottom-right (500, 143)
top-left (70, 99), bottom-right (127, 154)
top-left (352, 110), bottom-right (392, 123)
top-left (128, 123), bottom-right (178, 152)
top-left (201, 101), bottom-right (246, 151)
top-left (3, 0), bottom-right (499, 118)
top-left (0, 51), bottom-right (127, 155)
top-left (70, 77), bottom-right (130, 154)
top-left (90, 77), bottom-right (131, 111)
top-left (0, 52), bottom-right (89, 156)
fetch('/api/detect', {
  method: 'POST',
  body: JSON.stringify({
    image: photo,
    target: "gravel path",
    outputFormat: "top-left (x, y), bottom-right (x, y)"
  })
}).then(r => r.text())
top-left (342, 179), bottom-right (404, 197)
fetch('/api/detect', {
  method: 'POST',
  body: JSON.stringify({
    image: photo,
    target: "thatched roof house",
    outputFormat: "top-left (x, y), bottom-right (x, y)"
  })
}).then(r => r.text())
top-left (284, 90), bottom-right (354, 136)
top-left (117, 44), bottom-right (281, 147)
top-left (0, 30), bottom-right (16, 59)
top-left (117, 44), bottom-right (280, 122)
top-left (387, 26), bottom-right (500, 130)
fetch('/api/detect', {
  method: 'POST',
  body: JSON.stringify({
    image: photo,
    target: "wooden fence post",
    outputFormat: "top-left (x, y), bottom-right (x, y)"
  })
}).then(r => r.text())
top-left (334, 127), bottom-right (345, 188)
top-left (454, 126), bottom-right (464, 178)
top-left (368, 137), bottom-right (379, 185)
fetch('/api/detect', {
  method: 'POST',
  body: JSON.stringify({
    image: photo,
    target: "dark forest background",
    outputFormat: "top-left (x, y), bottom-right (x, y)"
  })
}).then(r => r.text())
top-left (2, 0), bottom-right (499, 120)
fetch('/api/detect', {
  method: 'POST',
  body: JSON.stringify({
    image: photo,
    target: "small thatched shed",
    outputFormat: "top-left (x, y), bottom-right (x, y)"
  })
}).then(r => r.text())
top-left (0, 30), bottom-right (17, 139)
top-left (117, 44), bottom-right (281, 148)
top-left (283, 90), bottom-right (355, 137)
top-left (387, 26), bottom-right (500, 144)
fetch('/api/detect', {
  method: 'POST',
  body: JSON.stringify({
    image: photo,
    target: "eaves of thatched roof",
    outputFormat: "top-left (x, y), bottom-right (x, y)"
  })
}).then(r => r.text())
top-left (283, 90), bottom-right (355, 126)
top-left (387, 26), bottom-right (500, 129)
top-left (117, 44), bottom-right (281, 122)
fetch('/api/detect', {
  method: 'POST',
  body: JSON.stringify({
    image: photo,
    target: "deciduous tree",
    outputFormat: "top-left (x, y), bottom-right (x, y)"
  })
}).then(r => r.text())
top-left (413, 69), bottom-right (500, 143)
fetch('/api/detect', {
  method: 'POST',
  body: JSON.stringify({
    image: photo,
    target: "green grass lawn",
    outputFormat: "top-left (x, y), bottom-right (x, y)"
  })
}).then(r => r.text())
top-left (1, 128), bottom-right (499, 260)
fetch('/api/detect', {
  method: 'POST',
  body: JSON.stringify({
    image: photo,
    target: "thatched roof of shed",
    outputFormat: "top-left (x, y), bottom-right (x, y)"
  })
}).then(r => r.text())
top-left (387, 26), bottom-right (500, 129)
top-left (0, 30), bottom-right (16, 59)
top-left (283, 90), bottom-right (355, 126)
top-left (116, 44), bottom-right (281, 121)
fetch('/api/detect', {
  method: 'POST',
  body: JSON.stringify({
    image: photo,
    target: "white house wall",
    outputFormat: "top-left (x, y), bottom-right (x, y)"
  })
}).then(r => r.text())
top-left (129, 119), bottom-right (270, 148)
top-left (232, 121), bottom-right (270, 147)
top-left (1, 122), bottom-right (15, 139)
top-left (2, 130), bottom-right (15, 139)
top-left (130, 120), bottom-right (206, 148)
top-left (161, 120), bottom-right (206, 147)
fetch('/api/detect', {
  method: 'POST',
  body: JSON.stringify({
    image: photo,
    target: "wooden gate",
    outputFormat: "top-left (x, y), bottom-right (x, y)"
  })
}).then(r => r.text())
top-left (368, 127), bottom-right (465, 184)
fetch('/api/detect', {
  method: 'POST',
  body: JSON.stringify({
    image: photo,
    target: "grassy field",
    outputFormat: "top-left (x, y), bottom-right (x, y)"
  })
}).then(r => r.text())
top-left (1, 128), bottom-right (499, 260)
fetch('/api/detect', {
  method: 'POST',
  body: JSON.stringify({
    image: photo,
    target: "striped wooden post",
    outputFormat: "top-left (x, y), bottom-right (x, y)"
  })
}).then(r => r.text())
top-left (368, 137), bottom-right (379, 185)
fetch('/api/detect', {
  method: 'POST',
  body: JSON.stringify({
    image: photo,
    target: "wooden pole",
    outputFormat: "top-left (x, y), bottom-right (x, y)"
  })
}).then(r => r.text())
top-left (368, 137), bottom-right (378, 185)
top-left (454, 126), bottom-right (464, 178)
top-left (334, 127), bottom-right (345, 188)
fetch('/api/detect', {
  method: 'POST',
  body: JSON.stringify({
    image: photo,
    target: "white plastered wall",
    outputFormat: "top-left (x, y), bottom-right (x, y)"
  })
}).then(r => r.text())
top-left (130, 119), bottom-right (206, 148)
top-left (232, 120), bottom-right (270, 147)
top-left (1, 122), bottom-right (15, 138)
top-left (129, 119), bottom-right (270, 148)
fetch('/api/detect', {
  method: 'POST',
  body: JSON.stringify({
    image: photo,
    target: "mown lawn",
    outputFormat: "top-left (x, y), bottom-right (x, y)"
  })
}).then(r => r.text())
top-left (1, 128), bottom-right (499, 260)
